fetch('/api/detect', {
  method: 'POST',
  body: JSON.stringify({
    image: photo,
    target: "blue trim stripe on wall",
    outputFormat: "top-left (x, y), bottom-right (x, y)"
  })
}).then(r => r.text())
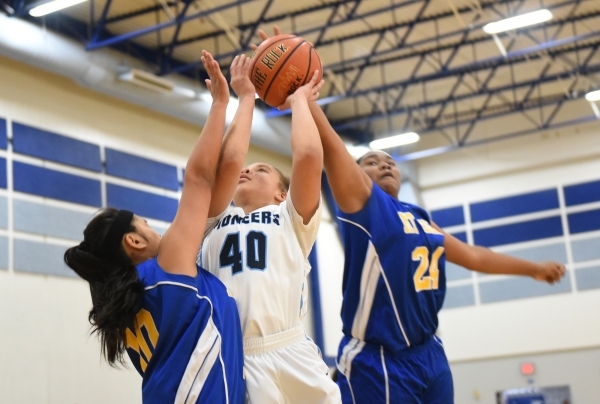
top-left (12, 122), bottom-right (102, 172)
top-left (431, 206), bottom-right (464, 227)
top-left (450, 231), bottom-right (467, 243)
top-left (568, 209), bottom-right (600, 234)
top-left (564, 179), bottom-right (600, 206)
top-left (107, 183), bottom-right (178, 222)
top-left (13, 162), bottom-right (101, 207)
top-left (105, 148), bottom-right (179, 191)
top-left (0, 118), bottom-right (7, 149)
top-left (470, 189), bottom-right (559, 223)
top-left (0, 158), bottom-right (6, 189)
top-left (473, 216), bottom-right (563, 247)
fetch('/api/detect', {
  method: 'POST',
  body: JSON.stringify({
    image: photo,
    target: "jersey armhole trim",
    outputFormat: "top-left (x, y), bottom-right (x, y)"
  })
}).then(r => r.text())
top-left (337, 217), bottom-right (372, 238)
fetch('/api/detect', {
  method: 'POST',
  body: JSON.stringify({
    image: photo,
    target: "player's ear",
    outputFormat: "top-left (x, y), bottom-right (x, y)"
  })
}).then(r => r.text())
top-left (275, 191), bottom-right (287, 203)
top-left (124, 232), bottom-right (147, 251)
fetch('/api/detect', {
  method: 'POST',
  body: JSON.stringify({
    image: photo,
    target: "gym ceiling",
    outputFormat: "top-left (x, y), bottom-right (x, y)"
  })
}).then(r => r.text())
top-left (3, 0), bottom-right (600, 161)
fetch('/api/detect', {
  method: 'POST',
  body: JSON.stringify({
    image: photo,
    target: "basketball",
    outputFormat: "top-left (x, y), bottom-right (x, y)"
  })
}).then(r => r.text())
top-left (251, 34), bottom-right (323, 107)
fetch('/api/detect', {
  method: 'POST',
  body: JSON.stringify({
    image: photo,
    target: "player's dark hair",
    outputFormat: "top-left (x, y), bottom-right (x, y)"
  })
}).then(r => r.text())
top-left (274, 167), bottom-right (290, 192)
top-left (64, 208), bottom-right (144, 366)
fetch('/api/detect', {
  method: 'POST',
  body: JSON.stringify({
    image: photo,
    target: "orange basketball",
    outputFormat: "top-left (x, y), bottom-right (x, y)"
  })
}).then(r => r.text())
top-left (250, 34), bottom-right (323, 107)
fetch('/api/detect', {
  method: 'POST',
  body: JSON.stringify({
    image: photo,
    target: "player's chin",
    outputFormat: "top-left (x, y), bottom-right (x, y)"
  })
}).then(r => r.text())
top-left (377, 178), bottom-right (399, 196)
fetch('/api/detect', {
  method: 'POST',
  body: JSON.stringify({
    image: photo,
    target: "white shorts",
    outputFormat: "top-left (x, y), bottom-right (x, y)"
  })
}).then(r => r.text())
top-left (243, 325), bottom-right (342, 404)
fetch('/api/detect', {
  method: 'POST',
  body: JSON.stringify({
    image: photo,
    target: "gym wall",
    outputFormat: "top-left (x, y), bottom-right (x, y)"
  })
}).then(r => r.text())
top-left (0, 55), bottom-right (292, 404)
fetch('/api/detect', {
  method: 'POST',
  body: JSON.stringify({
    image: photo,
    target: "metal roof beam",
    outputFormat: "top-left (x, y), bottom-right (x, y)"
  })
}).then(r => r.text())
top-left (394, 112), bottom-right (597, 162)
top-left (105, 1), bottom-right (178, 24)
top-left (86, 0), bottom-right (255, 51)
top-left (331, 51), bottom-right (600, 130)
top-left (159, 0), bottom-right (360, 50)
top-left (164, 0), bottom-right (424, 75)
top-left (325, 0), bottom-right (581, 74)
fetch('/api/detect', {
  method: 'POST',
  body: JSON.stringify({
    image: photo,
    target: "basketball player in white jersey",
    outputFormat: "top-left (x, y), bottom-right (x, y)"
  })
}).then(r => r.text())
top-left (198, 53), bottom-right (341, 403)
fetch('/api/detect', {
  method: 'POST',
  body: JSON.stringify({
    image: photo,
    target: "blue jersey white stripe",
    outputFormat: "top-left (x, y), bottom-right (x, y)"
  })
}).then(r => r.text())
top-left (337, 184), bottom-right (446, 354)
top-left (126, 258), bottom-right (245, 404)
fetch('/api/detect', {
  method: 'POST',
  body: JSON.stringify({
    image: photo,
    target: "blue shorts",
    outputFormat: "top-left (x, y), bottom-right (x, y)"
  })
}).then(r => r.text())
top-left (336, 335), bottom-right (453, 404)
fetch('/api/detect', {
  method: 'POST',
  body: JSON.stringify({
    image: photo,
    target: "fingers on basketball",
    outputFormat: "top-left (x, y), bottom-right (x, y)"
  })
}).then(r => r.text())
top-left (249, 35), bottom-right (323, 107)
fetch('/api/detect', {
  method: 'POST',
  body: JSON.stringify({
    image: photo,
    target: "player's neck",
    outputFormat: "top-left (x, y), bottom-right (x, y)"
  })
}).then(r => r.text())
top-left (236, 199), bottom-right (279, 214)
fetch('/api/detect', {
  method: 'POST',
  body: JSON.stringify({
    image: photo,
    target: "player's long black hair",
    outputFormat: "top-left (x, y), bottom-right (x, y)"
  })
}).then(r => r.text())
top-left (64, 208), bottom-right (144, 366)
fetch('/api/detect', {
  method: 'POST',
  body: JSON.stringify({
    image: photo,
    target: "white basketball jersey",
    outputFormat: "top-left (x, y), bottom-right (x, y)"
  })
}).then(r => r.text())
top-left (200, 197), bottom-right (321, 339)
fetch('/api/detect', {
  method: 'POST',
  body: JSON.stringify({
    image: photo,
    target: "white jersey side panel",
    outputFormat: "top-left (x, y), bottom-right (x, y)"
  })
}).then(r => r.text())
top-left (200, 197), bottom-right (321, 339)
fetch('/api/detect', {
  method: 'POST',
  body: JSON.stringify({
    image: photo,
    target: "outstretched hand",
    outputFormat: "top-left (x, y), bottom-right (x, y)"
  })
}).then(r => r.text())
top-left (532, 261), bottom-right (566, 284)
top-left (277, 71), bottom-right (324, 111)
top-left (250, 25), bottom-right (281, 51)
top-left (229, 54), bottom-right (255, 98)
top-left (201, 50), bottom-right (229, 105)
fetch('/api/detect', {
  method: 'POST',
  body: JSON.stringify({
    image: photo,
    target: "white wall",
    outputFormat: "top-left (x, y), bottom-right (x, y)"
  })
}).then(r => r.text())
top-left (0, 55), bottom-right (293, 404)
top-left (417, 116), bottom-right (600, 402)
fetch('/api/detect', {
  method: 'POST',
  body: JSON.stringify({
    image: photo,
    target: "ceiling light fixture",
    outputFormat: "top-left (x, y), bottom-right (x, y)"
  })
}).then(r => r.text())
top-left (369, 132), bottom-right (420, 150)
top-left (118, 68), bottom-right (174, 93)
top-left (345, 144), bottom-right (371, 159)
top-left (30, 0), bottom-right (88, 17)
top-left (585, 89), bottom-right (600, 102)
top-left (483, 9), bottom-right (553, 34)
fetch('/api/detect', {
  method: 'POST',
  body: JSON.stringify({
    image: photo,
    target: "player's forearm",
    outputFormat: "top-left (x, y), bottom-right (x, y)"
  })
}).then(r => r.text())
top-left (291, 97), bottom-right (322, 165)
top-left (220, 95), bottom-right (255, 165)
top-left (185, 100), bottom-right (227, 186)
top-left (308, 101), bottom-right (371, 212)
top-left (466, 246), bottom-right (539, 277)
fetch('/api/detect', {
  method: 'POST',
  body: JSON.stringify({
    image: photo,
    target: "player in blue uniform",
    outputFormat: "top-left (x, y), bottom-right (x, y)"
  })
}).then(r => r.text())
top-left (63, 51), bottom-right (245, 404)
top-left (307, 102), bottom-right (566, 404)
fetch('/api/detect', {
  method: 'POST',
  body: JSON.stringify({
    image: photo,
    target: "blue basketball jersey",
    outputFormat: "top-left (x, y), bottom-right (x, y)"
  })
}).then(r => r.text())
top-left (126, 258), bottom-right (245, 404)
top-left (337, 184), bottom-right (446, 354)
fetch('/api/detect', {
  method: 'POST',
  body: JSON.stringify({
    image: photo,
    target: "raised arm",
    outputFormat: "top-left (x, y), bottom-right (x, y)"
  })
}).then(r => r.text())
top-left (433, 223), bottom-right (566, 283)
top-left (158, 51), bottom-right (229, 276)
top-left (208, 54), bottom-right (255, 217)
top-left (281, 73), bottom-right (325, 224)
top-left (308, 101), bottom-right (372, 214)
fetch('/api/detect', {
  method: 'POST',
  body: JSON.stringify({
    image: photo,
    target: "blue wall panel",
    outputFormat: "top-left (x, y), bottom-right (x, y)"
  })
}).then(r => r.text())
top-left (470, 189), bottom-right (559, 223)
top-left (0, 157), bottom-right (6, 189)
top-left (13, 162), bottom-right (101, 207)
top-left (446, 261), bottom-right (472, 281)
top-left (105, 149), bottom-right (179, 191)
top-left (473, 216), bottom-right (563, 247)
top-left (0, 118), bottom-right (7, 149)
top-left (12, 122), bottom-right (101, 172)
top-left (479, 275), bottom-right (572, 303)
top-left (568, 209), bottom-right (600, 234)
top-left (443, 285), bottom-right (475, 309)
top-left (0, 236), bottom-right (7, 269)
top-left (564, 179), bottom-right (600, 206)
top-left (14, 239), bottom-right (76, 277)
top-left (451, 232), bottom-right (467, 243)
top-left (107, 183), bottom-right (177, 222)
top-left (575, 266), bottom-right (600, 291)
top-left (431, 206), bottom-right (464, 227)
top-left (571, 237), bottom-right (600, 263)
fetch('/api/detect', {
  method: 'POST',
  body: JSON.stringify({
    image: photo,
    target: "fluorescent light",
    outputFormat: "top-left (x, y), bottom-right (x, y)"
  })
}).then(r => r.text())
top-left (173, 86), bottom-right (197, 98)
top-left (30, 0), bottom-right (87, 17)
top-left (226, 97), bottom-right (240, 121)
top-left (483, 9), bottom-right (552, 34)
top-left (200, 92), bottom-right (213, 103)
top-left (369, 132), bottom-right (419, 150)
top-left (345, 144), bottom-right (371, 159)
top-left (585, 90), bottom-right (600, 102)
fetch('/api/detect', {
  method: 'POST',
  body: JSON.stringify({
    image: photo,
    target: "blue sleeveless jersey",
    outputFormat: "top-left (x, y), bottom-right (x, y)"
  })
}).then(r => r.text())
top-left (126, 258), bottom-right (245, 404)
top-left (337, 184), bottom-right (446, 354)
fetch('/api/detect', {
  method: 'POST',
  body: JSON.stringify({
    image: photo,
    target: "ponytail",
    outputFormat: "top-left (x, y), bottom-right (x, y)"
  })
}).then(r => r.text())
top-left (64, 208), bottom-right (144, 366)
